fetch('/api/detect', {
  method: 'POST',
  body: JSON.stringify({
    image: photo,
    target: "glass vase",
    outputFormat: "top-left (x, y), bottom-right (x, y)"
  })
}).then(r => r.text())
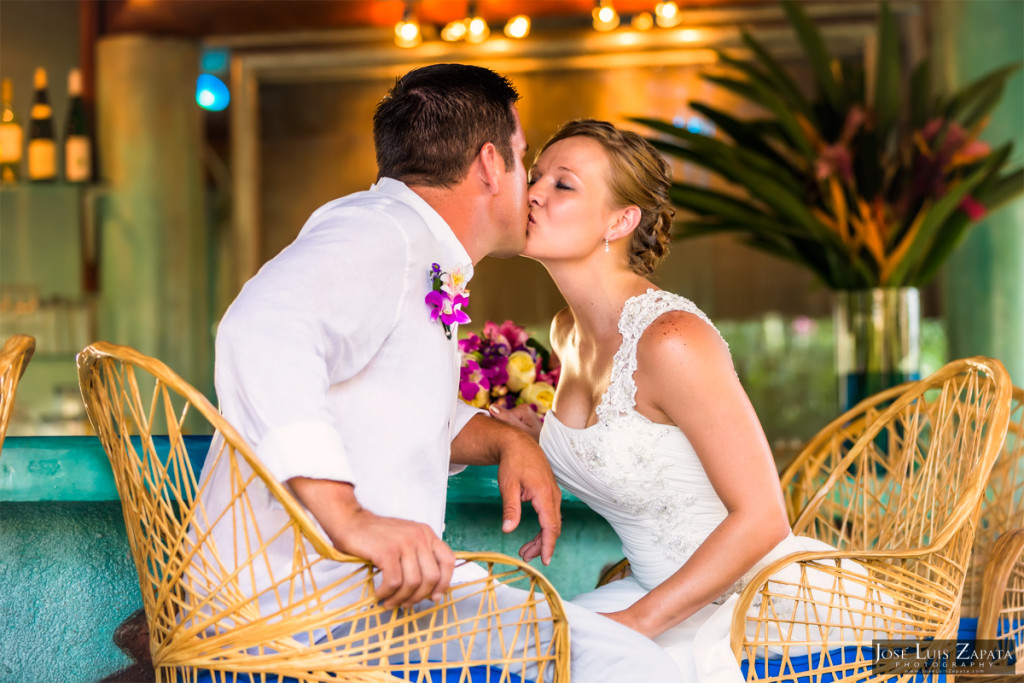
top-left (834, 288), bottom-right (921, 412)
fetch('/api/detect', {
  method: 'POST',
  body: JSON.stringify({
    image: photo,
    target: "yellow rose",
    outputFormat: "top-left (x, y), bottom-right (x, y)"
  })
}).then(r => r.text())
top-left (469, 386), bottom-right (491, 409)
top-left (505, 350), bottom-right (537, 393)
top-left (518, 381), bottom-right (555, 415)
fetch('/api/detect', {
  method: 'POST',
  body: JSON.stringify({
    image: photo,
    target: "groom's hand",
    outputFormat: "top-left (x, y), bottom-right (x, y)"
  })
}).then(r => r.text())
top-left (497, 429), bottom-right (563, 565)
top-left (451, 414), bottom-right (563, 565)
top-left (289, 477), bottom-right (456, 608)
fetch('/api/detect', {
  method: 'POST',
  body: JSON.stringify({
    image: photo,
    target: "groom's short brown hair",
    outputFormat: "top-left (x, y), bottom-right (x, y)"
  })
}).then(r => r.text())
top-left (374, 63), bottom-right (520, 188)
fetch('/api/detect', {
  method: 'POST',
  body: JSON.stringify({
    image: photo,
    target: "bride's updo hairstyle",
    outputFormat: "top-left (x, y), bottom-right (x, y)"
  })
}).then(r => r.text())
top-left (537, 119), bottom-right (674, 275)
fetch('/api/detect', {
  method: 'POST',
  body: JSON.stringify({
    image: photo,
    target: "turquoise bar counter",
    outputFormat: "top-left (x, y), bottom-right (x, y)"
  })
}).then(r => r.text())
top-left (0, 436), bottom-right (621, 683)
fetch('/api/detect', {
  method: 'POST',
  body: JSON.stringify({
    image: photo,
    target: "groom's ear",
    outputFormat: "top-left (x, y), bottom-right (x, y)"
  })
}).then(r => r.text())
top-left (475, 142), bottom-right (502, 194)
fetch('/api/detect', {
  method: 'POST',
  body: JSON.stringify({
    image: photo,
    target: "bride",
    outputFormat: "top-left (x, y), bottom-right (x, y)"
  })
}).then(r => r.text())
top-left (490, 119), bottom-right (859, 680)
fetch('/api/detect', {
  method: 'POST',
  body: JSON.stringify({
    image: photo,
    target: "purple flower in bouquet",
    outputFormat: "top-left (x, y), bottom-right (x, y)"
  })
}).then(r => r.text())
top-left (459, 357), bottom-right (491, 408)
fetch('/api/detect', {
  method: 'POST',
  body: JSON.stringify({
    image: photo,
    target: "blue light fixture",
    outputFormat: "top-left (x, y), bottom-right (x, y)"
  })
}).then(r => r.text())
top-left (196, 73), bottom-right (230, 111)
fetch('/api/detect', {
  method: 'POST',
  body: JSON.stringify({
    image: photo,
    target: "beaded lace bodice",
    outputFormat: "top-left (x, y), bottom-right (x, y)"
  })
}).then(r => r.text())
top-left (596, 289), bottom-right (726, 423)
top-left (540, 289), bottom-right (765, 598)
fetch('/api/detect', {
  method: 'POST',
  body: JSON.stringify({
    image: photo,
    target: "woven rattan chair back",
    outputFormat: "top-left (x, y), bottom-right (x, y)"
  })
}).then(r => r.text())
top-left (0, 333), bottom-right (35, 452)
top-left (78, 342), bottom-right (569, 683)
top-left (964, 386), bottom-right (1024, 614)
top-left (779, 382), bottom-right (911, 524)
top-left (789, 357), bottom-right (1011, 619)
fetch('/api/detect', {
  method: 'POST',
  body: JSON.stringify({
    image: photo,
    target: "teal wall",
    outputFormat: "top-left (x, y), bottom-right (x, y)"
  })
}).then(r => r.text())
top-left (0, 502), bottom-right (138, 682)
top-left (0, 437), bottom-right (621, 683)
top-left (937, 0), bottom-right (1024, 385)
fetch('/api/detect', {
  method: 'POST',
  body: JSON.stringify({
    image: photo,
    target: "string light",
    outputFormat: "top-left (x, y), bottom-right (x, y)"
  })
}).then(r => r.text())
top-left (441, 19), bottom-right (467, 41)
top-left (655, 1), bottom-right (682, 28)
top-left (592, 1), bottom-right (620, 32)
top-left (631, 11), bottom-right (654, 30)
top-left (465, 2), bottom-right (490, 44)
top-left (504, 15), bottom-right (531, 39)
top-left (394, 2), bottom-right (421, 48)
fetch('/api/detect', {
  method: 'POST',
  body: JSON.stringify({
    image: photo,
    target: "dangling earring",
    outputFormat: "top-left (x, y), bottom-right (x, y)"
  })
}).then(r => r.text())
top-left (604, 238), bottom-right (610, 253)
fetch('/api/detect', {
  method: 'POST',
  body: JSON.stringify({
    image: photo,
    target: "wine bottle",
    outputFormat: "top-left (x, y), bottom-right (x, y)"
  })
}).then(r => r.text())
top-left (0, 77), bottom-right (22, 184)
top-left (64, 68), bottom-right (91, 183)
top-left (27, 67), bottom-right (56, 182)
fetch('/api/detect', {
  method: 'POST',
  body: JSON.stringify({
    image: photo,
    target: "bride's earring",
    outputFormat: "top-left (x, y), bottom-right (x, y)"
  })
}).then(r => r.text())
top-left (604, 238), bottom-right (610, 253)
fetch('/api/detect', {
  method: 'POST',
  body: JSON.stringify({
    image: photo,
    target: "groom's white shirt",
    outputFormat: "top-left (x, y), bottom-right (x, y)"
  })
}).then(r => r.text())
top-left (207, 177), bottom-right (480, 538)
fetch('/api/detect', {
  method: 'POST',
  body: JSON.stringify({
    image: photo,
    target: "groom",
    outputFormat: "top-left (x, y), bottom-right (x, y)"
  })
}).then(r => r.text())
top-left (205, 63), bottom-right (682, 682)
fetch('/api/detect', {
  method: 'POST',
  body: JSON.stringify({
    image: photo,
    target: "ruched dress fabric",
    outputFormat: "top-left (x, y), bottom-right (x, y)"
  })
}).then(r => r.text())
top-left (538, 290), bottom-right (859, 681)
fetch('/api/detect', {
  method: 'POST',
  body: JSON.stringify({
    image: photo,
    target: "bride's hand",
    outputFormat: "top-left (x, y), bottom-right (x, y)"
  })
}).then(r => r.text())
top-left (488, 403), bottom-right (543, 441)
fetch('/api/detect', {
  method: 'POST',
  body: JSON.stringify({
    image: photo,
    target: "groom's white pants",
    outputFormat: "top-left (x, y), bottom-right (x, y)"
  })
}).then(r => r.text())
top-left (359, 561), bottom-right (685, 683)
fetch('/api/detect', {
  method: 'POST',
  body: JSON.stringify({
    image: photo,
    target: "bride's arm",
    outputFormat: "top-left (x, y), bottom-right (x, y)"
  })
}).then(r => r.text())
top-left (602, 312), bottom-right (790, 639)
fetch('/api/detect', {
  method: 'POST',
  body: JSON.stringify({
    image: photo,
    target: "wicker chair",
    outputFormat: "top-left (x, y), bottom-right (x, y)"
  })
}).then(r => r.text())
top-left (77, 341), bottom-right (569, 683)
top-left (973, 386), bottom-right (1024, 662)
top-left (777, 382), bottom-right (912, 524)
top-left (732, 356), bottom-right (1012, 681)
top-left (782, 381), bottom-right (1024, 667)
top-left (0, 333), bottom-right (36, 452)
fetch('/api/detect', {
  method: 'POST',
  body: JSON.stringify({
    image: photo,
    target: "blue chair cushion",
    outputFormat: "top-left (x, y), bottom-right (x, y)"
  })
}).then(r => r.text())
top-left (194, 665), bottom-right (525, 682)
top-left (741, 645), bottom-right (949, 682)
top-left (741, 646), bottom-right (874, 683)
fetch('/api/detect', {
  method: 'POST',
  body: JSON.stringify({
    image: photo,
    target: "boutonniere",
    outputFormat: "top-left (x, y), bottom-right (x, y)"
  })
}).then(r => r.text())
top-left (425, 262), bottom-right (470, 339)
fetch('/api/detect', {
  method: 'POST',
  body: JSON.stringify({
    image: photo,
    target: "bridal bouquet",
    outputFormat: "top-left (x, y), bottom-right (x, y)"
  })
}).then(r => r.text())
top-left (458, 320), bottom-right (560, 416)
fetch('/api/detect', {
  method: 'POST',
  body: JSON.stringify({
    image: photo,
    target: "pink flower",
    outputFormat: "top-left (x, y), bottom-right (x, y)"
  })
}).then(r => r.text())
top-left (958, 195), bottom-right (987, 221)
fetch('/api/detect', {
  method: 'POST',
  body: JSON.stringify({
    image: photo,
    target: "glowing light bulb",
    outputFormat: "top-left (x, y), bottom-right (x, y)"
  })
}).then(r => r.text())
top-left (394, 19), bottom-right (421, 47)
top-left (394, 4), bottom-right (421, 48)
top-left (195, 74), bottom-right (230, 111)
top-left (466, 15), bottom-right (490, 43)
top-left (631, 11), bottom-right (654, 31)
top-left (655, 2), bottom-right (682, 28)
top-left (592, 1), bottom-right (619, 32)
top-left (442, 19), bottom-right (467, 41)
top-left (504, 15), bottom-right (530, 39)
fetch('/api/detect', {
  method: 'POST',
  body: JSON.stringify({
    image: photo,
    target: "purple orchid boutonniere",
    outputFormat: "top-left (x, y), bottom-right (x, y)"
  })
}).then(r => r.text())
top-left (425, 262), bottom-right (470, 339)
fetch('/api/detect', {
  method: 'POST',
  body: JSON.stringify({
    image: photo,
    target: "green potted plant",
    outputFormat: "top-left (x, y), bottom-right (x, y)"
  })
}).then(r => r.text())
top-left (633, 0), bottom-right (1022, 409)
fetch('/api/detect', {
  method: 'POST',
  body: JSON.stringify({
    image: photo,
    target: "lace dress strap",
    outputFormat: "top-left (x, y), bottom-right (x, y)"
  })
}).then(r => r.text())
top-left (595, 289), bottom-right (728, 421)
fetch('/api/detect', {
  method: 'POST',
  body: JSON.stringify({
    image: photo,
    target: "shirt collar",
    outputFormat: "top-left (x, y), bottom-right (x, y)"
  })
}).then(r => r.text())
top-left (371, 177), bottom-right (474, 282)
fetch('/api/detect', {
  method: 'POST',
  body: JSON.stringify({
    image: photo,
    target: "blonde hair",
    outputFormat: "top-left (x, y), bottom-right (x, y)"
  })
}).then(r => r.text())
top-left (537, 119), bottom-right (674, 275)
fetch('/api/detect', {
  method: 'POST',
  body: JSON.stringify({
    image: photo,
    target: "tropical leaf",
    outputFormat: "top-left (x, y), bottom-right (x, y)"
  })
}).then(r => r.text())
top-left (634, 117), bottom-right (804, 195)
top-left (781, 0), bottom-right (845, 112)
top-left (687, 103), bottom-right (797, 172)
top-left (702, 72), bottom-right (816, 157)
top-left (739, 31), bottom-right (816, 123)
top-left (668, 183), bottom-right (807, 236)
top-left (873, 1), bottom-right (901, 141)
top-left (944, 64), bottom-right (1020, 121)
top-left (960, 75), bottom-right (1012, 130)
top-left (978, 165), bottom-right (1024, 209)
top-left (908, 61), bottom-right (932, 130)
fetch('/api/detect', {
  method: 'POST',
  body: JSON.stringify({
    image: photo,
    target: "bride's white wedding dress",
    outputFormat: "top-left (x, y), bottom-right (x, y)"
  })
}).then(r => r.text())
top-left (539, 290), bottom-right (891, 681)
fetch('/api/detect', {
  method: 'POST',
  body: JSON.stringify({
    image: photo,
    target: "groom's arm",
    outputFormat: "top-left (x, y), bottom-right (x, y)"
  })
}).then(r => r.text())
top-left (450, 414), bottom-right (563, 564)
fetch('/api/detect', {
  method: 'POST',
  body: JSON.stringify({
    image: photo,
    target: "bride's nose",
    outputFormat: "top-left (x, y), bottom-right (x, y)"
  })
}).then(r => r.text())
top-left (528, 186), bottom-right (542, 206)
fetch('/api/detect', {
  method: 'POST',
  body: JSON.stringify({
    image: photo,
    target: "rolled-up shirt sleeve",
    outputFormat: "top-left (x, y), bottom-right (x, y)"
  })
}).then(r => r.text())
top-left (213, 204), bottom-right (408, 488)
